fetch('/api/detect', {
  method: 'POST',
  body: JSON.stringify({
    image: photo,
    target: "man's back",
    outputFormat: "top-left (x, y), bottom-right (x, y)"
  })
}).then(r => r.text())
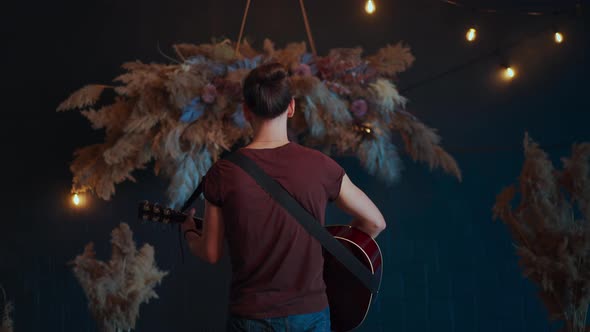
top-left (203, 142), bottom-right (345, 318)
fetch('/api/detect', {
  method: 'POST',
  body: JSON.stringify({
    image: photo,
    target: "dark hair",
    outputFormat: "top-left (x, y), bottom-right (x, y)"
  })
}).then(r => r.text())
top-left (243, 62), bottom-right (292, 119)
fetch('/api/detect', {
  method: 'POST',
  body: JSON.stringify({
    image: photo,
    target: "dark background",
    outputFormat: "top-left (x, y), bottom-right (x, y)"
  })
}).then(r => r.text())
top-left (1, 0), bottom-right (589, 331)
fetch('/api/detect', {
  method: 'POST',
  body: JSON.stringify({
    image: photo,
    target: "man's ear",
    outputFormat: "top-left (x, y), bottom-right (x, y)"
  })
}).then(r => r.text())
top-left (287, 99), bottom-right (295, 118)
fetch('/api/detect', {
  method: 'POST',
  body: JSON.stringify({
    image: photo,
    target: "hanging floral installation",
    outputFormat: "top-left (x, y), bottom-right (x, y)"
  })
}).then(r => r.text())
top-left (58, 39), bottom-right (462, 207)
top-left (0, 286), bottom-right (13, 332)
top-left (493, 134), bottom-right (590, 332)
top-left (70, 223), bottom-right (168, 332)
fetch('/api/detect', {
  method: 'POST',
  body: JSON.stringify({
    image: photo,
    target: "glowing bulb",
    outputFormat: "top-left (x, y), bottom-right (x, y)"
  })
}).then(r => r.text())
top-left (364, 127), bottom-right (372, 134)
top-left (503, 66), bottom-right (516, 80)
top-left (73, 193), bottom-right (80, 206)
top-left (554, 32), bottom-right (564, 44)
top-left (466, 28), bottom-right (477, 42)
top-left (365, 0), bottom-right (376, 14)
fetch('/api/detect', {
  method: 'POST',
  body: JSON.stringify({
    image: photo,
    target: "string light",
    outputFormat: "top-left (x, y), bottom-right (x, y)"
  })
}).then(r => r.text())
top-left (72, 193), bottom-right (81, 206)
top-left (466, 28), bottom-right (477, 42)
top-left (554, 31), bottom-right (564, 44)
top-left (503, 66), bottom-right (516, 80)
top-left (397, 2), bottom-right (576, 92)
top-left (365, 0), bottom-right (376, 14)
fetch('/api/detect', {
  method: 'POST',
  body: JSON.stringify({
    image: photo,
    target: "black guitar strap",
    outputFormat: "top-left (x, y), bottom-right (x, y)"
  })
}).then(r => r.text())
top-left (224, 152), bottom-right (380, 294)
top-left (180, 180), bottom-right (205, 213)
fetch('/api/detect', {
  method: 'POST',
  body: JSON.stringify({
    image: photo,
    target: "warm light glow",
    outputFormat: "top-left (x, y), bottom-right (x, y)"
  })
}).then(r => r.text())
top-left (554, 32), bottom-right (564, 44)
top-left (466, 28), bottom-right (477, 42)
top-left (503, 66), bottom-right (516, 80)
top-left (364, 127), bottom-right (372, 134)
top-left (72, 193), bottom-right (81, 206)
top-left (365, 0), bottom-right (376, 14)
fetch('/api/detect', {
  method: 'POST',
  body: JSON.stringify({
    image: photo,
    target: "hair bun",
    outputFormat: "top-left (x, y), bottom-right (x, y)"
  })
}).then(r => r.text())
top-left (260, 65), bottom-right (288, 85)
top-left (243, 62), bottom-right (292, 119)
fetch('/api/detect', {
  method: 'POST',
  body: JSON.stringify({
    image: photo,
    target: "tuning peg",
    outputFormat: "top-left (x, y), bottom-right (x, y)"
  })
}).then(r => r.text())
top-left (153, 203), bottom-right (161, 214)
top-left (142, 201), bottom-right (151, 211)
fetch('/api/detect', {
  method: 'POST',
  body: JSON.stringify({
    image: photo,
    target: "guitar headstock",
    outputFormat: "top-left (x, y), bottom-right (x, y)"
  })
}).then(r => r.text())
top-left (138, 201), bottom-right (178, 224)
top-left (137, 201), bottom-right (204, 230)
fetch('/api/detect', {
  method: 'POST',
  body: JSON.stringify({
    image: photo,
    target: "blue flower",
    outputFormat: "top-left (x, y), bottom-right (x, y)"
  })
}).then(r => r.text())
top-left (186, 55), bottom-right (207, 65)
top-left (232, 105), bottom-right (247, 128)
top-left (227, 55), bottom-right (263, 72)
top-left (300, 53), bottom-right (318, 75)
top-left (185, 56), bottom-right (227, 76)
top-left (301, 53), bottom-right (314, 64)
top-left (210, 63), bottom-right (227, 76)
top-left (180, 97), bottom-right (205, 123)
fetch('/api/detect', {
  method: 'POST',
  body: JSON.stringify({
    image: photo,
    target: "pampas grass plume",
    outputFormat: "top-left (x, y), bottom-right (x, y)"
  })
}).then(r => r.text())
top-left (70, 223), bottom-right (168, 332)
top-left (493, 134), bottom-right (590, 332)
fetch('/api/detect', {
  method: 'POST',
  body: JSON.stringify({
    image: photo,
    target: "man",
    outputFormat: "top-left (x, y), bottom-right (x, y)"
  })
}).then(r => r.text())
top-left (182, 62), bottom-right (386, 331)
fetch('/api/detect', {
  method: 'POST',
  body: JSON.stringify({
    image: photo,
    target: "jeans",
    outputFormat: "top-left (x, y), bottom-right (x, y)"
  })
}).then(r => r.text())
top-left (227, 307), bottom-right (331, 332)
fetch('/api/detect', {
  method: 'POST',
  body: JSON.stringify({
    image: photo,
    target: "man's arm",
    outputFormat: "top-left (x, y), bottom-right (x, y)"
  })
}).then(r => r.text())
top-left (181, 200), bottom-right (225, 264)
top-left (334, 174), bottom-right (386, 238)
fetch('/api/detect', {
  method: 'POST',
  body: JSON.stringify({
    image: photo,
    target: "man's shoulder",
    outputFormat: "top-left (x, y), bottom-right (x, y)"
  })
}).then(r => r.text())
top-left (289, 143), bottom-right (332, 161)
top-left (206, 157), bottom-right (236, 177)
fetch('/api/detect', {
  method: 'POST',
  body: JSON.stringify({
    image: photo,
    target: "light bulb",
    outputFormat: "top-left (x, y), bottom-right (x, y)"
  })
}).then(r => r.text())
top-left (365, 0), bottom-right (376, 14)
top-left (503, 66), bottom-right (516, 80)
top-left (554, 32), bottom-right (564, 44)
top-left (73, 193), bottom-right (81, 206)
top-left (466, 28), bottom-right (477, 42)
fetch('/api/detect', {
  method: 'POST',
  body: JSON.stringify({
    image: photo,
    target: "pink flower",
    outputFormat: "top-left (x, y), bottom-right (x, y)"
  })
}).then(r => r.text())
top-left (351, 99), bottom-right (368, 118)
top-left (201, 84), bottom-right (217, 104)
top-left (293, 64), bottom-right (312, 77)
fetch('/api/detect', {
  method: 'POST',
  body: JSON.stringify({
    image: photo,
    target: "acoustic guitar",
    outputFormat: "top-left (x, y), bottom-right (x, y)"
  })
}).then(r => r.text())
top-left (138, 201), bottom-right (383, 331)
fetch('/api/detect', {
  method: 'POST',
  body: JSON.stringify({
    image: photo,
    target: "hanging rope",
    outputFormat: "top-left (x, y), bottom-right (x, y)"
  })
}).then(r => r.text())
top-left (299, 0), bottom-right (318, 56)
top-left (235, 0), bottom-right (318, 57)
top-left (235, 0), bottom-right (252, 55)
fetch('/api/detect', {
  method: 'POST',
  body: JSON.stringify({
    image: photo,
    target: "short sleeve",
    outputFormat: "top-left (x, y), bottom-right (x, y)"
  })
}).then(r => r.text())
top-left (323, 155), bottom-right (346, 202)
top-left (203, 162), bottom-right (224, 206)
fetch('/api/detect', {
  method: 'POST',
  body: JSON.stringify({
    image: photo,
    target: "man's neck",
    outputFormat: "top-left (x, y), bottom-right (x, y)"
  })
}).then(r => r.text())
top-left (247, 115), bottom-right (289, 149)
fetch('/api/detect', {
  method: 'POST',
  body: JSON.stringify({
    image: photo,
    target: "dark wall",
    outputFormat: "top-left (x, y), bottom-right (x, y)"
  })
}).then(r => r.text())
top-left (1, 0), bottom-right (589, 331)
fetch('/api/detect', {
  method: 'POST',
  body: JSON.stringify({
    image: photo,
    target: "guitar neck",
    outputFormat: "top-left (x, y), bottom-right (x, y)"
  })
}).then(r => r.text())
top-left (138, 201), bottom-right (204, 230)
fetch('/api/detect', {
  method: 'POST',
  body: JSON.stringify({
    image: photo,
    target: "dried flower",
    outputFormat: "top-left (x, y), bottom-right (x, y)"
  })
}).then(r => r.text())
top-left (0, 285), bottom-right (13, 332)
top-left (70, 223), bottom-right (168, 332)
top-left (493, 134), bottom-right (590, 332)
top-left (201, 84), bottom-right (217, 104)
top-left (58, 84), bottom-right (108, 111)
top-left (351, 99), bottom-right (368, 118)
top-left (293, 64), bottom-right (312, 77)
top-left (58, 39), bottom-right (460, 208)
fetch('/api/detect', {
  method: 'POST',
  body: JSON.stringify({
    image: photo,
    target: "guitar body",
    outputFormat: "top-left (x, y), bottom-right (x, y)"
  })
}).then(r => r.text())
top-left (324, 225), bottom-right (383, 332)
top-left (138, 202), bottom-right (382, 331)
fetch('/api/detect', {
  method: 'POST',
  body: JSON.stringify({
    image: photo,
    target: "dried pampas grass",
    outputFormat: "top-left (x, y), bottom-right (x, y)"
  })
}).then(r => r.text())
top-left (493, 134), bottom-right (590, 332)
top-left (57, 84), bottom-right (109, 112)
top-left (393, 112), bottom-right (462, 181)
top-left (59, 38), bottom-right (460, 207)
top-left (70, 223), bottom-right (168, 332)
top-left (358, 129), bottom-right (401, 182)
top-left (0, 286), bottom-right (13, 332)
top-left (367, 42), bottom-right (415, 77)
top-left (0, 304), bottom-right (13, 332)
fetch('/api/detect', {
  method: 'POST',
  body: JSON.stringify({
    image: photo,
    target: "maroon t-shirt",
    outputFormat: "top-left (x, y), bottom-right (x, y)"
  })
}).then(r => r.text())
top-left (203, 142), bottom-right (345, 318)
